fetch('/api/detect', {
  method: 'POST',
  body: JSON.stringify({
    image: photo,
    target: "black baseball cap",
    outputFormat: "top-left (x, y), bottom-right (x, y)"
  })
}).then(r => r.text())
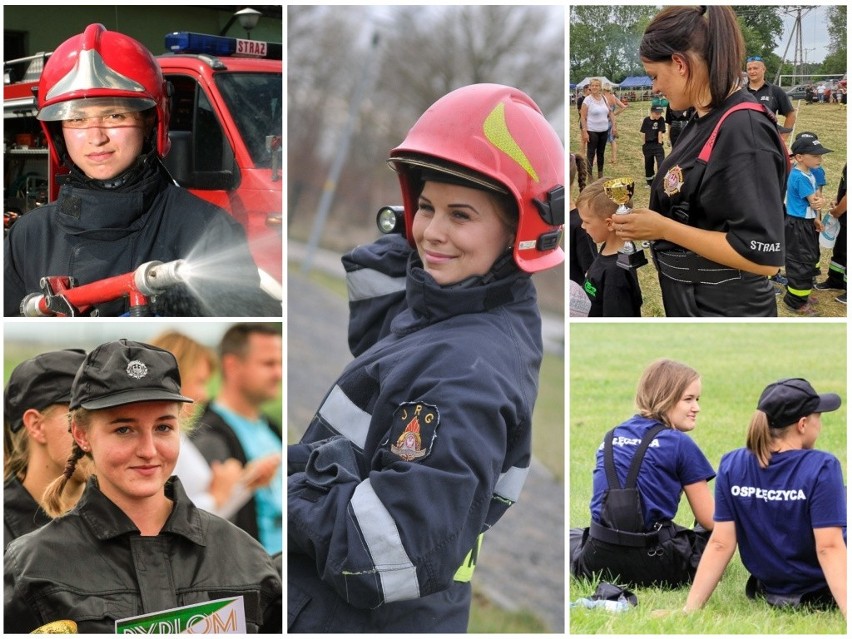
top-left (5, 349), bottom-right (87, 433)
top-left (651, 105), bottom-right (664, 112)
top-left (790, 136), bottom-right (832, 156)
top-left (69, 339), bottom-right (192, 411)
top-left (757, 378), bottom-right (841, 429)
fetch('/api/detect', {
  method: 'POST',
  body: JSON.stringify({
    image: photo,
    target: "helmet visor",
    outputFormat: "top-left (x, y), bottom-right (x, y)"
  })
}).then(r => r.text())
top-left (38, 96), bottom-right (155, 122)
top-left (388, 155), bottom-right (509, 195)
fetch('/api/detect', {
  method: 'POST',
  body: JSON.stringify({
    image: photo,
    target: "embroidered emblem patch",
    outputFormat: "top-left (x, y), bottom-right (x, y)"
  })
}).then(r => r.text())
top-left (126, 360), bottom-right (148, 379)
top-left (663, 165), bottom-right (684, 196)
top-left (389, 402), bottom-right (439, 461)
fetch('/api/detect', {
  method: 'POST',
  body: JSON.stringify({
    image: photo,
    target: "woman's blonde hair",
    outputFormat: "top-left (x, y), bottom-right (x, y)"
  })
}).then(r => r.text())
top-left (635, 359), bottom-right (700, 428)
top-left (745, 410), bottom-right (790, 469)
top-left (41, 408), bottom-right (94, 517)
top-left (149, 331), bottom-right (216, 428)
top-left (4, 404), bottom-right (66, 482)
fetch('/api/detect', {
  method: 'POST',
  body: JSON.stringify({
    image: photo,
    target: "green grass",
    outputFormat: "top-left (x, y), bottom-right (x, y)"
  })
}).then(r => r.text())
top-left (569, 323), bottom-right (846, 633)
top-left (570, 99), bottom-right (848, 317)
top-left (468, 589), bottom-right (549, 633)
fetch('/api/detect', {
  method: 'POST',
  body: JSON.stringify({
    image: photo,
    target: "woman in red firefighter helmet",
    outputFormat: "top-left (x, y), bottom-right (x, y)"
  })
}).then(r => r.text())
top-left (288, 83), bottom-right (564, 632)
top-left (4, 23), bottom-right (277, 317)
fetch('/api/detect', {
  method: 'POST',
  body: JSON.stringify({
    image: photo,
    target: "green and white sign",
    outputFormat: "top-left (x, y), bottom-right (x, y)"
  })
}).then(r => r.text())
top-left (115, 596), bottom-right (246, 634)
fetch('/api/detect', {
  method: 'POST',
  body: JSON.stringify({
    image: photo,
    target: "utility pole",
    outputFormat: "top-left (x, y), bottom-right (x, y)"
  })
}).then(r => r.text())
top-left (776, 6), bottom-right (813, 87)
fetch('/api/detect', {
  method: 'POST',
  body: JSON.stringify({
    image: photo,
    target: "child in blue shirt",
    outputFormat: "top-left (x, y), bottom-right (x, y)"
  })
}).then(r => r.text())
top-left (782, 135), bottom-right (830, 315)
top-left (684, 378), bottom-right (845, 617)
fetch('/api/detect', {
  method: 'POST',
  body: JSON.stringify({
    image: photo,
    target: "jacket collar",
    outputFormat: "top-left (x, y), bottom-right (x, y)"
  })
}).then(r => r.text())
top-left (393, 255), bottom-right (534, 333)
top-left (76, 476), bottom-right (207, 546)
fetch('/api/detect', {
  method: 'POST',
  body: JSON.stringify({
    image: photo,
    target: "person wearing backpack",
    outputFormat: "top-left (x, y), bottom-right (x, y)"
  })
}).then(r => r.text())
top-left (610, 6), bottom-right (788, 316)
top-left (570, 359), bottom-right (715, 587)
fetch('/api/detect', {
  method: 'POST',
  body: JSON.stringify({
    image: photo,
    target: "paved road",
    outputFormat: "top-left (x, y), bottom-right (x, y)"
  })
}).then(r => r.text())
top-left (287, 246), bottom-right (564, 632)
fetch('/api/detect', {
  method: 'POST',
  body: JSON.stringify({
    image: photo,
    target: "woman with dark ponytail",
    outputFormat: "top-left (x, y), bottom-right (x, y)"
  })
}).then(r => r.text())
top-left (611, 6), bottom-right (788, 316)
top-left (685, 378), bottom-right (846, 617)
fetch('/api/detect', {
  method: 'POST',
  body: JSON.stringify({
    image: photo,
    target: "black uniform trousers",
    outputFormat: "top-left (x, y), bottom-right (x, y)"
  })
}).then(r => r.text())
top-left (783, 215), bottom-right (820, 308)
top-left (642, 142), bottom-right (664, 184)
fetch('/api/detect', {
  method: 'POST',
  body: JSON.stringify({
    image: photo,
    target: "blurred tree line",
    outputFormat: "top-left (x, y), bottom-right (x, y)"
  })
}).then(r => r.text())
top-left (288, 5), bottom-right (564, 251)
top-left (569, 6), bottom-right (844, 85)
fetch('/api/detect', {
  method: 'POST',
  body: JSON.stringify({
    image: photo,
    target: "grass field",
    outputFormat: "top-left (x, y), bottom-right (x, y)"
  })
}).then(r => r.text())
top-left (570, 98), bottom-right (848, 317)
top-left (569, 323), bottom-right (847, 634)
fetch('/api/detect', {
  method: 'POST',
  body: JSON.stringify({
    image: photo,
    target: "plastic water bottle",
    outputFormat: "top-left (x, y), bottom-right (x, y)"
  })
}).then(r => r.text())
top-left (570, 596), bottom-right (629, 613)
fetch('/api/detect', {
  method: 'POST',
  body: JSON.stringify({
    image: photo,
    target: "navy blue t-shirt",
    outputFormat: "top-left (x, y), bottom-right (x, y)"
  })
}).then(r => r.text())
top-left (716, 447), bottom-right (846, 596)
top-left (590, 415), bottom-right (716, 529)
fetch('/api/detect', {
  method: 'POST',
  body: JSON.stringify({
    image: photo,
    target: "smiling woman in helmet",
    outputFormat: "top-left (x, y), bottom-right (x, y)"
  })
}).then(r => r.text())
top-left (288, 84), bottom-right (564, 632)
top-left (3, 24), bottom-right (278, 317)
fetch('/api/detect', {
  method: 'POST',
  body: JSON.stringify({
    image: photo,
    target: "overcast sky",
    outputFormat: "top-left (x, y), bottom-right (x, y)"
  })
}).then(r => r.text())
top-left (775, 6), bottom-right (830, 64)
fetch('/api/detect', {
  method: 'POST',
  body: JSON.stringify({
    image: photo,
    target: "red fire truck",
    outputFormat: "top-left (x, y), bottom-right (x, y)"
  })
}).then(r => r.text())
top-left (4, 31), bottom-right (282, 289)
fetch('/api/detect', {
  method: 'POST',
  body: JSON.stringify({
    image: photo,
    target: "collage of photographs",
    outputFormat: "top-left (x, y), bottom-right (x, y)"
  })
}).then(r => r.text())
top-left (0, 3), bottom-right (847, 636)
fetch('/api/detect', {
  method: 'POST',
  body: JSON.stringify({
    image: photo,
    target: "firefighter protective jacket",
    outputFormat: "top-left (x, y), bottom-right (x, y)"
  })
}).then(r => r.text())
top-left (288, 237), bottom-right (542, 632)
top-left (3, 161), bottom-right (277, 317)
top-left (4, 476), bottom-right (282, 633)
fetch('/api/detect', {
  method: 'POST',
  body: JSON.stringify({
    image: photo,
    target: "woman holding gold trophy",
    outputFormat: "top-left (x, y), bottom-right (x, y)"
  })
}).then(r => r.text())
top-left (610, 6), bottom-right (788, 316)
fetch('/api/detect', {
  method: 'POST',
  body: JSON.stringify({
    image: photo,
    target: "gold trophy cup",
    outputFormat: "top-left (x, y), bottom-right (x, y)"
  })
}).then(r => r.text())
top-left (604, 178), bottom-right (648, 271)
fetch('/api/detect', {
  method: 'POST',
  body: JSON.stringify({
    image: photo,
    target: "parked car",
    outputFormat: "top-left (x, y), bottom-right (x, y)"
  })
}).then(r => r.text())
top-left (786, 84), bottom-right (809, 100)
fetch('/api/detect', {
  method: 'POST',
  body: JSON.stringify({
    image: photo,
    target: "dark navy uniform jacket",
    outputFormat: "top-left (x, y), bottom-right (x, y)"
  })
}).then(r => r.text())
top-left (288, 235), bottom-right (542, 632)
top-left (4, 476), bottom-right (282, 633)
top-left (3, 162), bottom-right (276, 317)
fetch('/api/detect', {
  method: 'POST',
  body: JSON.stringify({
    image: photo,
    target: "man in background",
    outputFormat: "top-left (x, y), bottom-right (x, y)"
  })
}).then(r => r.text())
top-left (191, 323), bottom-right (283, 554)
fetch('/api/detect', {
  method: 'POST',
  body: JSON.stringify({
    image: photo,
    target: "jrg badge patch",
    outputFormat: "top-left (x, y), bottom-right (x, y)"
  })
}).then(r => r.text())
top-left (388, 402), bottom-right (439, 461)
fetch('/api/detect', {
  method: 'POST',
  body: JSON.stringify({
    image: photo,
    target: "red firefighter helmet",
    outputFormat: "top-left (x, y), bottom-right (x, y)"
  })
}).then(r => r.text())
top-left (388, 83), bottom-right (564, 273)
top-left (37, 23), bottom-right (170, 163)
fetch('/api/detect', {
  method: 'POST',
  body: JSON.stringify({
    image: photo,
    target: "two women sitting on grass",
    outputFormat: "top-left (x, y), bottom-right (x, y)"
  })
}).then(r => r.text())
top-left (571, 363), bottom-right (847, 618)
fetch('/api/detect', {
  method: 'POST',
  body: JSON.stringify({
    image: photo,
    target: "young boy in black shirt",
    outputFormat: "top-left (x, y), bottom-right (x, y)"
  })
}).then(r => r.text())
top-left (576, 178), bottom-right (643, 317)
top-left (640, 106), bottom-right (667, 187)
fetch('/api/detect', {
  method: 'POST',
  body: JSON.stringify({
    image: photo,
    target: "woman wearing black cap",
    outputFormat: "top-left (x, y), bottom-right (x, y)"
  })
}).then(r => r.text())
top-left (3, 349), bottom-right (87, 549)
top-left (4, 339), bottom-right (281, 633)
top-left (684, 378), bottom-right (846, 618)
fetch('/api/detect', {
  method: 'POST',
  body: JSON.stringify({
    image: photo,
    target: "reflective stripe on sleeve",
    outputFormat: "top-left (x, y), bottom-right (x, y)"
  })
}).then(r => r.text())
top-left (346, 269), bottom-right (406, 302)
top-left (351, 478), bottom-right (421, 602)
top-left (318, 385), bottom-right (371, 449)
top-left (494, 465), bottom-right (529, 503)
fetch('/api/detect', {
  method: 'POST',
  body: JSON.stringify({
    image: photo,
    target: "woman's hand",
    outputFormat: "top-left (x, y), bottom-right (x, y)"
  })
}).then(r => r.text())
top-left (610, 208), bottom-right (670, 242)
top-left (244, 453), bottom-right (282, 489)
top-left (582, 131), bottom-right (589, 144)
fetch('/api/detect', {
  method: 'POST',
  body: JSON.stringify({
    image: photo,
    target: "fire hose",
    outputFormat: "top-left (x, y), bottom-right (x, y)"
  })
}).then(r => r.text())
top-left (19, 260), bottom-right (190, 317)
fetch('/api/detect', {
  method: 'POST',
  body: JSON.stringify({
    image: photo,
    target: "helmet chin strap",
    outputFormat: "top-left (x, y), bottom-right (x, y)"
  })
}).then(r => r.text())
top-left (64, 146), bottom-right (158, 190)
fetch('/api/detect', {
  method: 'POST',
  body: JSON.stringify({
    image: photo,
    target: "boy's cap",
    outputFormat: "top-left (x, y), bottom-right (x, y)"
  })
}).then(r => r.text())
top-left (70, 339), bottom-right (192, 411)
top-left (5, 349), bottom-right (87, 433)
top-left (795, 131), bottom-right (818, 140)
top-left (757, 378), bottom-right (841, 429)
top-left (651, 106), bottom-right (664, 112)
top-left (790, 136), bottom-right (832, 156)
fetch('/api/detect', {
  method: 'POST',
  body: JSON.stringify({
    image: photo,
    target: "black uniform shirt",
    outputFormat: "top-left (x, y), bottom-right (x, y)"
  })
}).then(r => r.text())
top-left (583, 249), bottom-right (643, 317)
top-left (640, 116), bottom-right (666, 145)
top-left (649, 91), bottom-right (787, 268)
top-left (742, 81), bottom-right (795, 118)
top-left (570, 208), bottom-right (597, 286)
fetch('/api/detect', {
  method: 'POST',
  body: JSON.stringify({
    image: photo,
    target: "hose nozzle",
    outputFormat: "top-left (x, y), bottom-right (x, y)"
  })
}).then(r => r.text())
top-left (134, 260), bottom-right (190, 296)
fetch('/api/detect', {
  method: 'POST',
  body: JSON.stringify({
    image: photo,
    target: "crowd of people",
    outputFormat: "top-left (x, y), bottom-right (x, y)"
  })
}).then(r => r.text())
top-left (571, 6), bottom-right (847, 317)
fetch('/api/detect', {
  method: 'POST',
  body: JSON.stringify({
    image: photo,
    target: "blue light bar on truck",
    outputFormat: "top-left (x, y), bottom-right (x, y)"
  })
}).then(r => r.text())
top-left (165, 32), bottom-right (282, 60)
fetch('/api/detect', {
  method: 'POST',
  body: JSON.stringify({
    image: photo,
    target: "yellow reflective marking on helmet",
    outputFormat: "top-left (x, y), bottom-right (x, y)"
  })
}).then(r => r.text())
top-left (483, 103), bottom-right (539, 183)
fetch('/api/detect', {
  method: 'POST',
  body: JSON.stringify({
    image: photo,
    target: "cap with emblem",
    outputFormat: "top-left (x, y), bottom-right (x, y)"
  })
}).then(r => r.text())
top-left (70, 339), bottom-right (192, 410)
top-left (5, 349), bottom-right (87, 433)
top-left (790, 136), bottom-right (832, 156)
top-left (757, 378), bottom-right (841, 429)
